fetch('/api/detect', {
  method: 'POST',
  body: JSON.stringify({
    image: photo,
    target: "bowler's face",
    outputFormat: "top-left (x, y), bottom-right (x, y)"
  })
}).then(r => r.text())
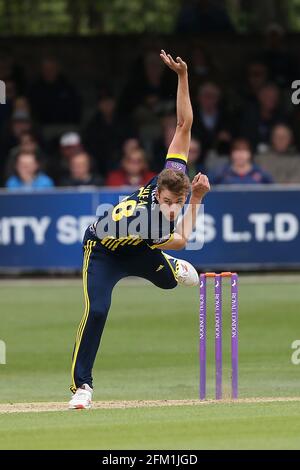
top-left (156, 189), bottom-right (186, 221)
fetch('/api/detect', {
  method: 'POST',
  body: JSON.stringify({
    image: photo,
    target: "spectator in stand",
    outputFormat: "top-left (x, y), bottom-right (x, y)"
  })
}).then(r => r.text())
top-left (152, 114), bottom-right (177, 171)
top-left (0, 54), bottom-right (26, 95)
top-left (118, 49), bottom-right (176, 116)
top-left (106, 148), bottom-right (156, 187)
top-left (0, 78), bottom-right (18, 131)
top-left (18, 131), bottom-right (41, 154)
top-left (211, 138), bottom-right (273, 185)
top-left (242, 60), bottom-right (269, 105)
top-left (60, 151), bottom-right (103, 187)
top-left (262, 23), bottom-right (298, 88)
top-left (269, 124), bottom-right (296, 156)
top-left (239, 83), bottom-right (286, 153)
top-left (1, 109), bottom-right (33, 159)
top-left (255, 125), bottom-right (300, 184)
top-left (84, 87), bottom-right (135, 177)
top-left (189, 44), bottom-right (218, 99)
top-left (48, 131), bottom-right (83, 183)
top-left (133, 51), bottom-right (176, 128)
top-left (59, 132), bottom-right (82, 160)
top-left (13, 96), bottom-right (31, 115)
top-left (0, 105), bottom-right (37, 182)
top-left (5, 151), bottom-right (54, 190)
top-left (186, 137), bottom-right (204, 180)
top-left (29, 57), bottom-right (81, 124)
top-left (122, 138), bottom-right (141, 160)
top-left (6, 130), bottom-right (45, 165)
top-left (192, 81), bottom-right (232, 157)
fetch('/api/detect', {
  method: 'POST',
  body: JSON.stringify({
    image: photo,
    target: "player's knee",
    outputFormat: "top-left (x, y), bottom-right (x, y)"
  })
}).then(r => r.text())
top-left (89, 307), bottom-right (109, 322)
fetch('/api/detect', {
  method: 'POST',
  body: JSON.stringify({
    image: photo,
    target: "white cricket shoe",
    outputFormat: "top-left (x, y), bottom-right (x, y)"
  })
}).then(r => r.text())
top-left (164, 254), bottom-right (199, 287)
top-left (68, 384), bottom-right (93, 410)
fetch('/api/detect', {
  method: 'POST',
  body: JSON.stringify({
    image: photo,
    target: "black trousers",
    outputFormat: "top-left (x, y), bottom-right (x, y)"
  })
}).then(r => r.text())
top-left (70, 229), bottom-right (178, 392)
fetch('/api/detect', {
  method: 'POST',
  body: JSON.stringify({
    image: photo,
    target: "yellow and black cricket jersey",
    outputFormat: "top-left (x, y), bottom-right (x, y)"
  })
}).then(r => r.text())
top-left (90, 154), bottom-right (187, 254)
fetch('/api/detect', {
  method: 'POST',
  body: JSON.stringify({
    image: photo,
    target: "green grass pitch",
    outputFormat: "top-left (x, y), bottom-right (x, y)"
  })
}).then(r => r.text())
top-left (0, 276), bottom-right (300, 449)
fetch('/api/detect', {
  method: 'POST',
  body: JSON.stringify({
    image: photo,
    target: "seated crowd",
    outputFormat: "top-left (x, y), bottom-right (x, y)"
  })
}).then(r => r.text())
top-left (1, 27), bottom-right (300, 190)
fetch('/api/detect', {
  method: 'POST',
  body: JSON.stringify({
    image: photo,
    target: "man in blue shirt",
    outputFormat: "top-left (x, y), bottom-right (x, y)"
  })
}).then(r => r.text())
top-left (211, 138), bottom-right (273, 185)
top-left (6, 151), bottom-right (54, 190)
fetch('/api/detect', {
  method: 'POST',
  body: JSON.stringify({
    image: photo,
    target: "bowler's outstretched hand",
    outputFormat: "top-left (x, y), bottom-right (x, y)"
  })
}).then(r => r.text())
top-left (160, 50), bottom-right (187, 75)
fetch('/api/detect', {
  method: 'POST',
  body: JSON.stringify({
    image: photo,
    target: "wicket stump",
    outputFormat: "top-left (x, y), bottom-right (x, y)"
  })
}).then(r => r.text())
top-left (199, 272), bottom-right (239, 400)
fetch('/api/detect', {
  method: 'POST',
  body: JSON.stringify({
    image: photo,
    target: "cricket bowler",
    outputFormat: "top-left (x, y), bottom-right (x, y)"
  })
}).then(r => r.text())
top-left (69, 50), bottom-right (210, 409)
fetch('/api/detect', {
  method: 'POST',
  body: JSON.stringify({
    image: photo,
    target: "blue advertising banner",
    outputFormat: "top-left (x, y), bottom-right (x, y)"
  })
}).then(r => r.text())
top-left (0, 186), bottom-right (299, 271)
